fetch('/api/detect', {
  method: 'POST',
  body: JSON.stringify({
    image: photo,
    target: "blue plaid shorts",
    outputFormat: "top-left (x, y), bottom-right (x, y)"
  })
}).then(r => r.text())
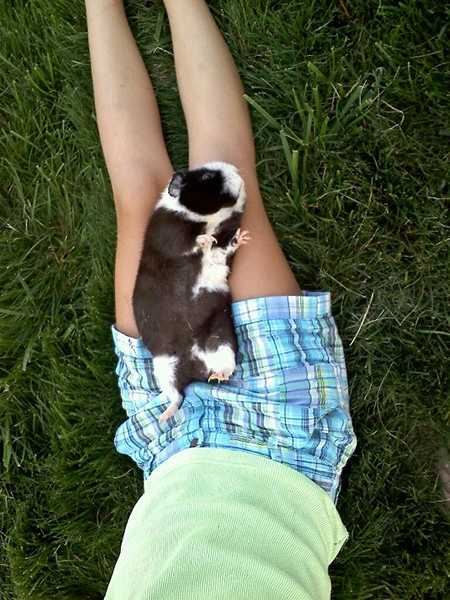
top-left (111, 292), bottom-right (357, 502)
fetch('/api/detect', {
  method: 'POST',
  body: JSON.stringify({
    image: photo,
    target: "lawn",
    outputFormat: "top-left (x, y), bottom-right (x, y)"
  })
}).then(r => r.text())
top-left (1, 0), bottom-right (449, 598)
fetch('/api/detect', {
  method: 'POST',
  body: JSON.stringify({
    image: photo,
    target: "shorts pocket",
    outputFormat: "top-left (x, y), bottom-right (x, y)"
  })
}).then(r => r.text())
top-left (114, 353), bottom-right (162, 417)
top-left (234, 315), bottom-right (346, 379)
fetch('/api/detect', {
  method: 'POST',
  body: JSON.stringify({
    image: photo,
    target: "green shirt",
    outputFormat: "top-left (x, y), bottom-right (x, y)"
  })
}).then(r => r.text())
top-left (105, 448), bottom-right (348, 599)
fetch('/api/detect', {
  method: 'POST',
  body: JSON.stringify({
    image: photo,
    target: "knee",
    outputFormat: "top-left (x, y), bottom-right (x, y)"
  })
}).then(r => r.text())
top-left (225, 136), bottom-right (257, 172)
top-left (112, 168), bottom-right (172, 218)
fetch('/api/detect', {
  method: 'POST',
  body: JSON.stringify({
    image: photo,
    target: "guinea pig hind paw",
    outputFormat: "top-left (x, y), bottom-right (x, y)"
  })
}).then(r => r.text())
top-left (208, 372), bottom-right (230, 383)
top-left (159, 403), bottom-right (179, 422)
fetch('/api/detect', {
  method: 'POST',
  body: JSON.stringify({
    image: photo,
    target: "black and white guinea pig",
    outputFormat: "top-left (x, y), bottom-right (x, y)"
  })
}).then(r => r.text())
top-left (132, 161), bottom-right (250, 422)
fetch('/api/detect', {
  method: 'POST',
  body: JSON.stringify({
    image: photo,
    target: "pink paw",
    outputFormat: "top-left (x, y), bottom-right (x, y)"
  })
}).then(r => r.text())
top-left (196, 234), bottom-right (217, 251)
top-left (159, 403), bottom-right (179, 422)
top-left (208, 372), bottom-right (230, 383)
top-left (232, 228), bottom-right (251, 249)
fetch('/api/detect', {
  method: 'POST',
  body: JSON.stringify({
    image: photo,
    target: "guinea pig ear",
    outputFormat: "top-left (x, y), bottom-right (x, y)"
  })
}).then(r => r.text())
top-left (168, 170), bottom-right (187, 197)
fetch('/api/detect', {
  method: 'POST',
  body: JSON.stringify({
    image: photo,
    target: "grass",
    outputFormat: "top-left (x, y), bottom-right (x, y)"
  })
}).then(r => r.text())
top-left (1, 0), bottom-right (449, 598)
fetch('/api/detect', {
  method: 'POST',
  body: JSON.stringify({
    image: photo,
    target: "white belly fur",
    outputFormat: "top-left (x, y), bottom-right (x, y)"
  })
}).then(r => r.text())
top-left (192, 342), bottom-right (236, 378)
top-left (192, 246), bottom-right (230, 297)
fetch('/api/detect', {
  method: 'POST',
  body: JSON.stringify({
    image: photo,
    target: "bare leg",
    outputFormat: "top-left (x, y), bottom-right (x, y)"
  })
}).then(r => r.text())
top-left (85, 0), bottom-right (173, 337)
top-left (163, 0), bottom-right (300, 300)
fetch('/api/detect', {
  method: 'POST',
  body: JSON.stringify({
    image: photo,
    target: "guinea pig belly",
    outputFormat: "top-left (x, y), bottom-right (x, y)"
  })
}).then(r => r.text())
top-left (191, 247), bottom-right (230, 297)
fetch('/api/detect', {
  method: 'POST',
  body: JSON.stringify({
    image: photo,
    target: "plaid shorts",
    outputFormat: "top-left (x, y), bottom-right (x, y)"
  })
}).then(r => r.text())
top-left (111, 292), bottom-right (357, 502)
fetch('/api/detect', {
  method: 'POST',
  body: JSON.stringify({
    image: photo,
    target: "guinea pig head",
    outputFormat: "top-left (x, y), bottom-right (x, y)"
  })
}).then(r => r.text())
top-left (168, 162), bottom-right (246, 218)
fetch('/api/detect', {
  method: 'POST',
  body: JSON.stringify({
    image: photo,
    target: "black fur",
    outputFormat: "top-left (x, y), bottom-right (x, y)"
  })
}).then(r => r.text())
top-left (174, 167), bottom-right (239, 215)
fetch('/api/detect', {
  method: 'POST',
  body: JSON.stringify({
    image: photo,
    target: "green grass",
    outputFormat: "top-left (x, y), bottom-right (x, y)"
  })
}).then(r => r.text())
top-left (1, 0), bottom-right (449, 598)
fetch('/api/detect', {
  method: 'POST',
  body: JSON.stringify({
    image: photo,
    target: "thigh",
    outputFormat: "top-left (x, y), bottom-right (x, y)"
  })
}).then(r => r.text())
top-left (228, 166), bottom-right (301, 302)
top-left (191, 149), bottom-right (300, 301)
top-left (114, 180), bottom-right (171, 339)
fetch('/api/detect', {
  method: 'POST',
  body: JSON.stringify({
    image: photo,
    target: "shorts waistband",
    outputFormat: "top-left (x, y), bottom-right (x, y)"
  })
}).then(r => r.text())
top-left (111, 291), bottom-right (332, 357)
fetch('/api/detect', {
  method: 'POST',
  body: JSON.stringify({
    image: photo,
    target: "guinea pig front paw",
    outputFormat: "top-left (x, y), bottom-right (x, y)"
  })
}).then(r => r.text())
top-left (231, 228), bottom-right (251, 250)
top-left (196, 234), bottom-right (218, 251)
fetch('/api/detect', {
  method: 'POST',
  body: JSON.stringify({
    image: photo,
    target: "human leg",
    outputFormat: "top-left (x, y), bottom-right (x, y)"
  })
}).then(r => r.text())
top-left (163, 0), bottom-right (300, 301)
top-left (85, 0), bottom-right (173, 337)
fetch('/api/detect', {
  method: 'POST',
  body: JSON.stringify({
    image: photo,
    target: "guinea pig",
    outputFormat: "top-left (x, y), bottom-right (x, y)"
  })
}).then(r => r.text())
top-left (132, 161), bottom-right (250, 422)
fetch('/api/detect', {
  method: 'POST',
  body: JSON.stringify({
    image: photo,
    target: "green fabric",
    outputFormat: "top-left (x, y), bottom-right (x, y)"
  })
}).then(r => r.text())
top-left (105, 448), bottom-right (348, 600)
